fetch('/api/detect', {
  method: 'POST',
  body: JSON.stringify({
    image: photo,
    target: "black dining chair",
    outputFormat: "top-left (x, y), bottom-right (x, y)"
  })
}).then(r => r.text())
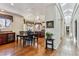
top-left (19, 31), bottom-right (24, 45)
top-left (23, 31), bottom-right (38, 47)
top-left (24, 31), bottom-right (35, 46)
top-left (19, 31), bottom-right (27, 46)
top-left (27, 32), bottom-right (38, 46)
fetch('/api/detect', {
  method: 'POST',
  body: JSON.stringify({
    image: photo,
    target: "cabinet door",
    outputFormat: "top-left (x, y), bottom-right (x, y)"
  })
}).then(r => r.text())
top-left (8, 33), bottom-right (15, 42)
top-left (0, 34), bottom-right (7, 44)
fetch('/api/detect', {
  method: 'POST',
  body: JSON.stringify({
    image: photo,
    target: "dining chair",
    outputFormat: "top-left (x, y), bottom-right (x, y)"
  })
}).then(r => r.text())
top-left (19, 31), bottom-right (27, 46)
top-left (24, 31), bottom-right (35, 46)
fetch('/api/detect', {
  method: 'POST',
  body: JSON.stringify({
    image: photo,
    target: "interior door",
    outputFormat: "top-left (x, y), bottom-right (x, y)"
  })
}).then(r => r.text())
top-left (75, 20), bottom-right (77, 40)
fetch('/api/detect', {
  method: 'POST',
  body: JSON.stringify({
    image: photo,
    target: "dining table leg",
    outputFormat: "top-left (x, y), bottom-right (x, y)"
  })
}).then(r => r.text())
top-left (23, 39), bottom-right (25, 47)
top-left (23, 38), bottom-right (26, 47)
top-left (17, 35), bottom-right (18, 44)
top-left (33, 39), bottom-right (35, 46)
top-left (20, 38), bottom-right (21, 46)
top-left (37, 37), bottom-right (38, 48)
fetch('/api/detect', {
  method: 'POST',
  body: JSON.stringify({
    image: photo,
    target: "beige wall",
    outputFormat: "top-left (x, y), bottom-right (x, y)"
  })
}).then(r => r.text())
top-left (1, 13), bottom-right (24, 35)
top-left (45, 5), bottom-right (63, 49)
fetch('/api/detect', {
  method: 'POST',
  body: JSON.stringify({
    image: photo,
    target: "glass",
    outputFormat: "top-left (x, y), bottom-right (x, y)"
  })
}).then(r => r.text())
top-left (0, 17), bottom-right (12, 28)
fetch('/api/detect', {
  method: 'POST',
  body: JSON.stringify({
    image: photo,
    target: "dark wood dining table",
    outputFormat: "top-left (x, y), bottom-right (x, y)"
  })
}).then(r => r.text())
top-left (16, 34), bottom-right (38, 47)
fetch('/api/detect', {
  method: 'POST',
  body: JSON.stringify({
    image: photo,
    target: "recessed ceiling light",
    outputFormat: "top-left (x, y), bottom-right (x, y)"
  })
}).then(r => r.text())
top-left (1, 10), bottom-right (5, 11)
top-left (11, 3), bottom-right (14, 6)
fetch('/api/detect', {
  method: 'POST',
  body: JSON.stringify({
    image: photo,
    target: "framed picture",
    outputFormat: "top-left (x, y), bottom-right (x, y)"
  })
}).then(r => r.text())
top-left (46, 21), bottom-right (54, 28)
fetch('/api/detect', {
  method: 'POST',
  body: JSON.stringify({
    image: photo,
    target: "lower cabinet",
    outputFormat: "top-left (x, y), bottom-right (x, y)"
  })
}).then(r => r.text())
top-left (0, 34), bottom-right (7, 44)
top-left (7, 33), bottom-right (15, 42)
top-left (0, 32), bottom-right (15, 45)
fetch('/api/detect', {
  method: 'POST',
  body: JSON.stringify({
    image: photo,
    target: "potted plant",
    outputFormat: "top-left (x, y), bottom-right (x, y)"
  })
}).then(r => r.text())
top-left (46, 32), bottom-right (53, 39)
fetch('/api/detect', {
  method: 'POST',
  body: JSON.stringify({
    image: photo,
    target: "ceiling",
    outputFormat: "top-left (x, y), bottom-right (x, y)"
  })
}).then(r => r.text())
top-left (0, 3), bottom-right (56, 22)
top-left (0, 3), bottom-right (55, 16)
top-left (60, 3), bottom-right (76, 26)
top-left (0, 3), bottom-right (76, 24)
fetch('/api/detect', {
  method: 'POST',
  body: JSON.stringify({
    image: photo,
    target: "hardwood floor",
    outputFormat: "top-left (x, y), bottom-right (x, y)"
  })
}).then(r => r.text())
top-left (0, 38), bottom-right (56, 56)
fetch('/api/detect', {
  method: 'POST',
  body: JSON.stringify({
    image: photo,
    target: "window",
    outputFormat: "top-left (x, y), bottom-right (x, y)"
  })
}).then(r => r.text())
top-left (5, 19), bottom-right (12, 27)
top-left (0, 14), bottom-right (13, 28)
top-left (0, 17), bottom-right (12, 28)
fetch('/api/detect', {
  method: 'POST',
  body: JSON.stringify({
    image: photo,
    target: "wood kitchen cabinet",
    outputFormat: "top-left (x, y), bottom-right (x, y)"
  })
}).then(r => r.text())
top-left (0, 32), bottom-right (15, 45)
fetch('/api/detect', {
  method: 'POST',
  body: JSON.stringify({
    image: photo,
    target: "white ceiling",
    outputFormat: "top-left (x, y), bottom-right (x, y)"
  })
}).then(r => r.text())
top-left (0, 3), bottom-right (76, 23)
top-left (60, 3), bottom-right (76, 26)
top-left (0, 3), bottom-right (56, 21)
top-left (0, 3), bottom-right (55, 16)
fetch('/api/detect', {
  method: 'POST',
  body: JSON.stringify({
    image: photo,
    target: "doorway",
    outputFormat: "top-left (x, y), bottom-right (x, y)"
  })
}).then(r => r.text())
top-left (66, 26), bottom-right (70, 35)
top-left (75, 20), bottom-right (77, 40)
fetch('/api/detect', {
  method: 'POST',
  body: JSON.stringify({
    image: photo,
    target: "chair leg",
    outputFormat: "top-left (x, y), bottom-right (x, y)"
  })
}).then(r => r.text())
top-left (20, 39), bottom-right (21, 45)
top-left (31, 40), bottom-right (32, 46)
top-left (33, 39), bottom-right (35, 46)
top-left (27, 40), bottom-right (30, 45)
top-left (23, 39), bottom-right (26, 47)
